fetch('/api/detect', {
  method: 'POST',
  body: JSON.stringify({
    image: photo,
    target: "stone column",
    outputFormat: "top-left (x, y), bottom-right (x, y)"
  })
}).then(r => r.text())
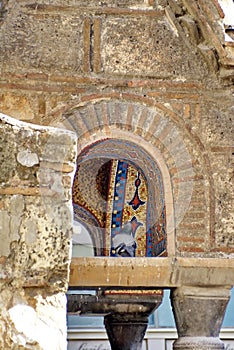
top-left (171, 286), bottom-right (231, 350)
top-left (68, 290), bottom-right (163, 350)
top-left (104, 313), bottom-right (148, 350)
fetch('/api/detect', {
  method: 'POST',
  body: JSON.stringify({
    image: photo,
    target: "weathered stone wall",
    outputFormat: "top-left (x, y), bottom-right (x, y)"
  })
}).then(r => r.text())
top-left (0, 0), bottom-right (233, 257)
top-left (0, 0), bottom-right (233, 348)
top-left (0, 114), bottom-right (77, 349)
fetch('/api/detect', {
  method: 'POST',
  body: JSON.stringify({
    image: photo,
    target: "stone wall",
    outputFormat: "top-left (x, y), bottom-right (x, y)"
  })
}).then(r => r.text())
top-left (0, 113), bottom-right (77, 349)
top-left (0, 0), bottom-right (233, 348)
top-left (0, 1), bottom-right (233, 259)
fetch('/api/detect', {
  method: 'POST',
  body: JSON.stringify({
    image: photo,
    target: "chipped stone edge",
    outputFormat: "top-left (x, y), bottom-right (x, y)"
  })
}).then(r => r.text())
top-left (0, 112), bottom-right (77, 140)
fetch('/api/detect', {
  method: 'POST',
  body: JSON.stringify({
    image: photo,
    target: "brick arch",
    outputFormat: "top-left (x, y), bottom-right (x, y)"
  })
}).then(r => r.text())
top-left (62, 97), bottom-right (214, 256)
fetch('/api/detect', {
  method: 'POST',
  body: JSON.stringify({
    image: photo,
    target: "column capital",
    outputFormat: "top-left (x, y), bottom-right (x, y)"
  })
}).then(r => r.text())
top-left (171, 285), bottom-right (231, 299)
top-left (171, 286), bottom-right (231, 350)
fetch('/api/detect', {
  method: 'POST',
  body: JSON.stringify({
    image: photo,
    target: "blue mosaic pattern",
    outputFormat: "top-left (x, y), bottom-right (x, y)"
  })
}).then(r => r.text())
top-left (110, 161), bottom-right (128, 256)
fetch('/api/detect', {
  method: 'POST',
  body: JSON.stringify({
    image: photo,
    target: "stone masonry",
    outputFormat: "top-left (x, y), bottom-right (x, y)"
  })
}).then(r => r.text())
top-left (0, 114), bottom-right (77, 349)
top-left (0, 0), bottom-right (233, 349)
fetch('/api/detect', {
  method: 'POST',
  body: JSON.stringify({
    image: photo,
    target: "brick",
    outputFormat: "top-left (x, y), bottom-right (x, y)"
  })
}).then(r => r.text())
top-left (144, 113), bottom-right (161, 141)
top-left (158, 123), bottom-right (174, 141)
top-left (151, 137), bottom-right (164, 150)
top-left (25, 73), bottom-right (49, 81)
top-left (125, 104), bottom-right (135, 131)
top-left (171, 102), bottom-right (183, 115)
top-left (122, 93), bottom-right (155, 107)
top-left (0, 82), bottom-right (85, 93)
top-left (128, 80), bottom-right (203, 89)
top-left (83, 17), bottom-right (91, 73)
top-left (177, 236), bottom-right (205, 243)
top-left (0, 72), bottom-right (205, 91)
top-left (189, 201), bottom-right (206, 209)
top-left (101, 102), bottom-right (111, 131)
top-left (80, 92), bottom-right (121, 103)
top-left (93, 18), bottom-right (101, 73)
top-left (184, 212), bottom-right (206, 219)
top-left (148, 91), bottom-right (200, 100)
top-left (178, 223), bottom-right (206, 230)
top-left (86, 104), bottom-right (99, 130)
top-left (211, 146), bottom-right (234, 153)
top-left (135, 108), bottom-right (148, 135)
top-left (68, 111), bottom-right (90, 136)
top-left (211, 247), bottom-right (234, 253)
top-left (184, 104), bottom-right (191, 118)
top-left (49, 75), bottom-right (91, 84)
top-left (177, 229), bottom-right (207, 237)
top-left (212, 0), bottom-right (225, 18)
top-left (174, 161), bottom-right (195, 172)
top-left (2, 72), bottom-right (27, 80)
top-left (178, 246), bottom-right (205, 253)
top-left (173, 175), bottom-right (203, 183)
top-left (194, 103), bottom-right (201, 125)
top-left (0, 187), bottom-right (40, 196)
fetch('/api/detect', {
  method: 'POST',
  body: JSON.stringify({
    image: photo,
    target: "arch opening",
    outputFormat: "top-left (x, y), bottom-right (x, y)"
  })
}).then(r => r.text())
top-left (72, 138), bottom-right (173, 258)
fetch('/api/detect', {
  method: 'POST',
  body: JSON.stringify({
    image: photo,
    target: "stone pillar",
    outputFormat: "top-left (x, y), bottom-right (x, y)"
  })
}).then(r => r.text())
top-left (104, 313), bottom-right (148, 350)
top-left (171, 287), bottom-right (231, 350)
top-left (0, 113), bottom-right (77, 349)
top-left (68, 290), bottom-right (163, 350)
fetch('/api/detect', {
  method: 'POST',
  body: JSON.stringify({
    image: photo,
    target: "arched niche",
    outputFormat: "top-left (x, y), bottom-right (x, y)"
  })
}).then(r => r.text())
top-left (62, 98), bottom-right (211, 258)
top-left (72, 138), bottom-right (175, 257)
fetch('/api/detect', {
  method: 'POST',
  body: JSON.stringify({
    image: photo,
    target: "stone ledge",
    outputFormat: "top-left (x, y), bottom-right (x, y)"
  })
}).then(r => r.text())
top-left (69, 257), bottom-right (234, 289)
